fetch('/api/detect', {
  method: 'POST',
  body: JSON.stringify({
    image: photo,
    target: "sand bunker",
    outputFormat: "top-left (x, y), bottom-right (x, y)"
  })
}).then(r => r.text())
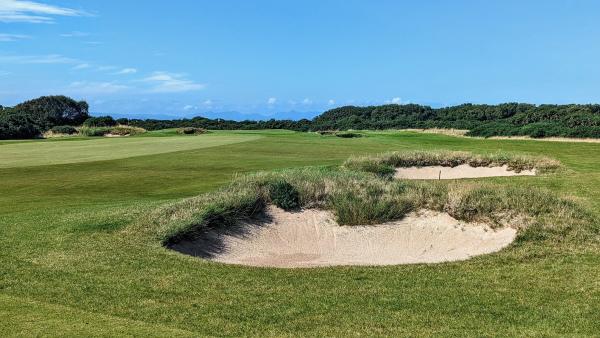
top-left (395, 164), bottom-right (535, 180)
top-left (170, 206), bottom-right (516, 268)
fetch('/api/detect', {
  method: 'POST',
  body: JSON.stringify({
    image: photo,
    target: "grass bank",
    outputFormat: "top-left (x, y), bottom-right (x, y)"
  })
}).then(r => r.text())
top-left (343, 150), bottom-right (561, 176)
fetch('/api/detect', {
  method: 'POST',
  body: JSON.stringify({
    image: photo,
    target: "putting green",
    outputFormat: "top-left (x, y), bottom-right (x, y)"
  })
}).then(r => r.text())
top-left (0, 134), bottom-right (261, 168)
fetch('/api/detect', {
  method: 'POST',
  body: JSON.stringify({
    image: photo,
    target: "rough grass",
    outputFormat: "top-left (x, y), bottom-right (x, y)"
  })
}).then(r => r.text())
top-left (153, 166), bottom-right (594, 248)
top-left (79, 125), bottom-right (146, 137)
top-left (343, 150), bottom-right (561, 176)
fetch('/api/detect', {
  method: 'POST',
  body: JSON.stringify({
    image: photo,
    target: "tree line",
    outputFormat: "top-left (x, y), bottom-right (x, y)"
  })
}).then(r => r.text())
top-left (3, 96), bottom-right (600, 139)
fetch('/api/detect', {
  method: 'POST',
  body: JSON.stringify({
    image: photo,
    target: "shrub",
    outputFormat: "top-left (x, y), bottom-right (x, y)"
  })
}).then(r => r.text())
top-left (50, 125), bottom-right (77, 135)
top-left (268, 180), bottom-right (300, 210)
top-left (108, 125), bottom-right (146, 136)
top-left (83, 116), bottom-right (117, 127)
top-left (0, 112), bottom-right (41, 139)
top-left (79, 127), bottom-right (111, 137)
top-left (116, 118), bottom-right (129, 125)
top-left (177, 127), bottom-right (206, 135)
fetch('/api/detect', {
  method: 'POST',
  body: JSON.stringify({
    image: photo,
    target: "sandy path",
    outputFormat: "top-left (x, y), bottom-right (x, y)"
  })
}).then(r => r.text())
top-left (394, 164), bottom-right (535, 180)
top-left (170, 206), bottom-right (516, 268)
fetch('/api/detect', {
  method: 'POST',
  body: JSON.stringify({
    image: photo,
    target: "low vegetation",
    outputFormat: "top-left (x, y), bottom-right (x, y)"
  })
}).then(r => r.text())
top-left (154, 165), bottom-right (592, 251)
top-left (176, 127), bottom-right (207, 135)
top-left (343, 150), bottom-right (561, 177)
top-left (83, 116), bottom-right (117, 127)
top-left (79, 125), bottom-right (146, 137)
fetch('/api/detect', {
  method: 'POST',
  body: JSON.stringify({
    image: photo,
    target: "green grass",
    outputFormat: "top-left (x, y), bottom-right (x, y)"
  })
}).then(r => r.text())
top-left (1, 130), bottom-right (599, 336)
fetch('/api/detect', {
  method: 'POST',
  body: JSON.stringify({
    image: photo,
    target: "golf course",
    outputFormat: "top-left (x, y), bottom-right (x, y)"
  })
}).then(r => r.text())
top-left (1, 130), bottom-right (598, 336)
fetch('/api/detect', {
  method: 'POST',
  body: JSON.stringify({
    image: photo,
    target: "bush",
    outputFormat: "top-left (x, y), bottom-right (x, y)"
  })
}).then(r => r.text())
top-left (0, 112), bottom-right (41, 139)
top-left (108, 126), bottom-right (146, 136)
top-left (13, 95), bottom-right (89, 129)
top-left (50, 125), bottom-right (78, 135)
top-left (116, 118), bottom-right (129, 125)
top-left (79, 127), bottom-right (111, 137)
top-left (83, 116), bottom-right (117, 127)
top-left (268, 180), bottom-right (300, 210)
top-left (176, 127), bottom-right (206, 135)
top-left (79, 125), bottom-right (146, 137)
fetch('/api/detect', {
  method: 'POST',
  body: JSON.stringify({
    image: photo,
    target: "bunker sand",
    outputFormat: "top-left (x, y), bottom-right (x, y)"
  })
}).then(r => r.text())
top-left (395, 164), bottom-right (536, 180)
top-left (170, 206), bottom-right (517, 268)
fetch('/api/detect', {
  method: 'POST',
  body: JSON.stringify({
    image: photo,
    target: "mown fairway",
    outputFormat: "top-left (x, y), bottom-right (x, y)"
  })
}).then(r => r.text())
top-left (1, 130), bottom-right (599, 336)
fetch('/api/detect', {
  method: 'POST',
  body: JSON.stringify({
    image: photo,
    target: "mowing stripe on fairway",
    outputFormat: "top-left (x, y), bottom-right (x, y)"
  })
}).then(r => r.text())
top-left (0, 134), bottom-right (262, 168)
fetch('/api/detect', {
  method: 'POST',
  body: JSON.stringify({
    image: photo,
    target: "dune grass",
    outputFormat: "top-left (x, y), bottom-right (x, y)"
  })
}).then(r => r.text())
top-left (343, 149), bottom-right (561, 176)
top-left (1, 130), bottom-right (600, 336)
top-left (153, 167), bottom-right (594, 249)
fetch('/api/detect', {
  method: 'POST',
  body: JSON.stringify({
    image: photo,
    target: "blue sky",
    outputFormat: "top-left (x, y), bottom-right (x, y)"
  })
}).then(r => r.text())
top-left (1, 0), bottom-right (600, 120)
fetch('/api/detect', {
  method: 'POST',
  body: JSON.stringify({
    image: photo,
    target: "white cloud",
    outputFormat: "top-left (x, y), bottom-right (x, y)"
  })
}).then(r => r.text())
top-left (67, 81), bottom-right (129, 94)
top-left (384, 97), bottom-right (405, 105)
top-left (0, 54), bottom-right (78, 64)
top-left (60, 31), bottom-right (88, 37)
top-left (267, 97), bottom-right (277, 105)
top-left (114, 67), bottom-right (137, 75)
top-left (203, 99), bottom-right (212, 106)
top-left (302, 98), bottom-right (312, 105)
top-left (96, 65), bottom-right (117, 72)
top-left (142, 71), bottom-right (205, 93)
top-left (72, 63), bottom-right (90, 70)
top-left (0, 33), bottom-right (30, 41)
top-left (183, 104), bottom-right (196, 111)
top-left (327, 99), bottom-right (335, 105)
top-left (0, 0), bottom-right (84, 23)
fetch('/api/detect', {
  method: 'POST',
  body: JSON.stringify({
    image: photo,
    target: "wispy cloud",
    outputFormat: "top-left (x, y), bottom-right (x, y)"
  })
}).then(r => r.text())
top-left (67, 81), bottom-right (129, 94)
top-left (0, 70), bottom-right (10, 76)
top-left (302, 98), bottom-right (312, 105)
top-left (114, 67), bottom-right (137, 75)
top-left (72, 63), bottom-right (90, 70)
top-left (384, 97), bottom-right (406, 104)
top-left (142, 71), bottom-right (205, 93)
top-left (327, 99), bottom-right (335, 105)
top-left (267, 97), bottom-right (277, 105)
top-left (60, 31), bottom-right (88, 37)
top-left (0, 33), bottom-right (30, 41)
top-left (0, 0), bottom-right (84, 23)
top-left (0, 53), bottom-right (79, 64)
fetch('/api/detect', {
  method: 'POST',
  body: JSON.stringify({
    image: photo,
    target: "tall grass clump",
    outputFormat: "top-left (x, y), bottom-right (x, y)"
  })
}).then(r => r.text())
top-left (148, 165), bottom-right (594, 249)
top-left (343, 150), bottom-right (561, 176)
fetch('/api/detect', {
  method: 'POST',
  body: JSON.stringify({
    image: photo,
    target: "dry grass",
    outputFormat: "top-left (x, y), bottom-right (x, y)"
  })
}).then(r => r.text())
top-left (149, 166), bottom-right (593, 249)
top-left (343, 150), bottom-right (561, 176)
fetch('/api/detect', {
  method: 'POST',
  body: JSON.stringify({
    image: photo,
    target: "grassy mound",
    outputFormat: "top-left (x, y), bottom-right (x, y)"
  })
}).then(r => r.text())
top-left (79, 125), bottom-right (146, 137)
top-left (152, 166), bottom-right (593, 251)
top-left (176, 127), bottom-right (207, 135)
top-left (343, 150), bottom-right (561, 176)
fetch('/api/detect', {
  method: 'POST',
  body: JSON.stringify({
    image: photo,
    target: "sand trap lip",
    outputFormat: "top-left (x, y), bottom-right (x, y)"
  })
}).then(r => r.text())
top-left (169, 206), bottom-right (516, 268)
top-left (395, 164), bottom-right (536, 180)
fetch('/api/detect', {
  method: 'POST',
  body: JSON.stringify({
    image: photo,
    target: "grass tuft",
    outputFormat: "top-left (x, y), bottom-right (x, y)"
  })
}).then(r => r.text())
top-left (150, 165), bottom-right (595, 248)
top-left (343, 150), bottom-right (561, 176)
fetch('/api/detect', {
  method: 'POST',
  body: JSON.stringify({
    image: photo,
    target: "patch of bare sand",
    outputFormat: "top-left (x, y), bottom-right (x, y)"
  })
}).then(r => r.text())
top-left (169, 206), bottom-right (516, 268)
top-left (395, 164), bottom-right (535, 180)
